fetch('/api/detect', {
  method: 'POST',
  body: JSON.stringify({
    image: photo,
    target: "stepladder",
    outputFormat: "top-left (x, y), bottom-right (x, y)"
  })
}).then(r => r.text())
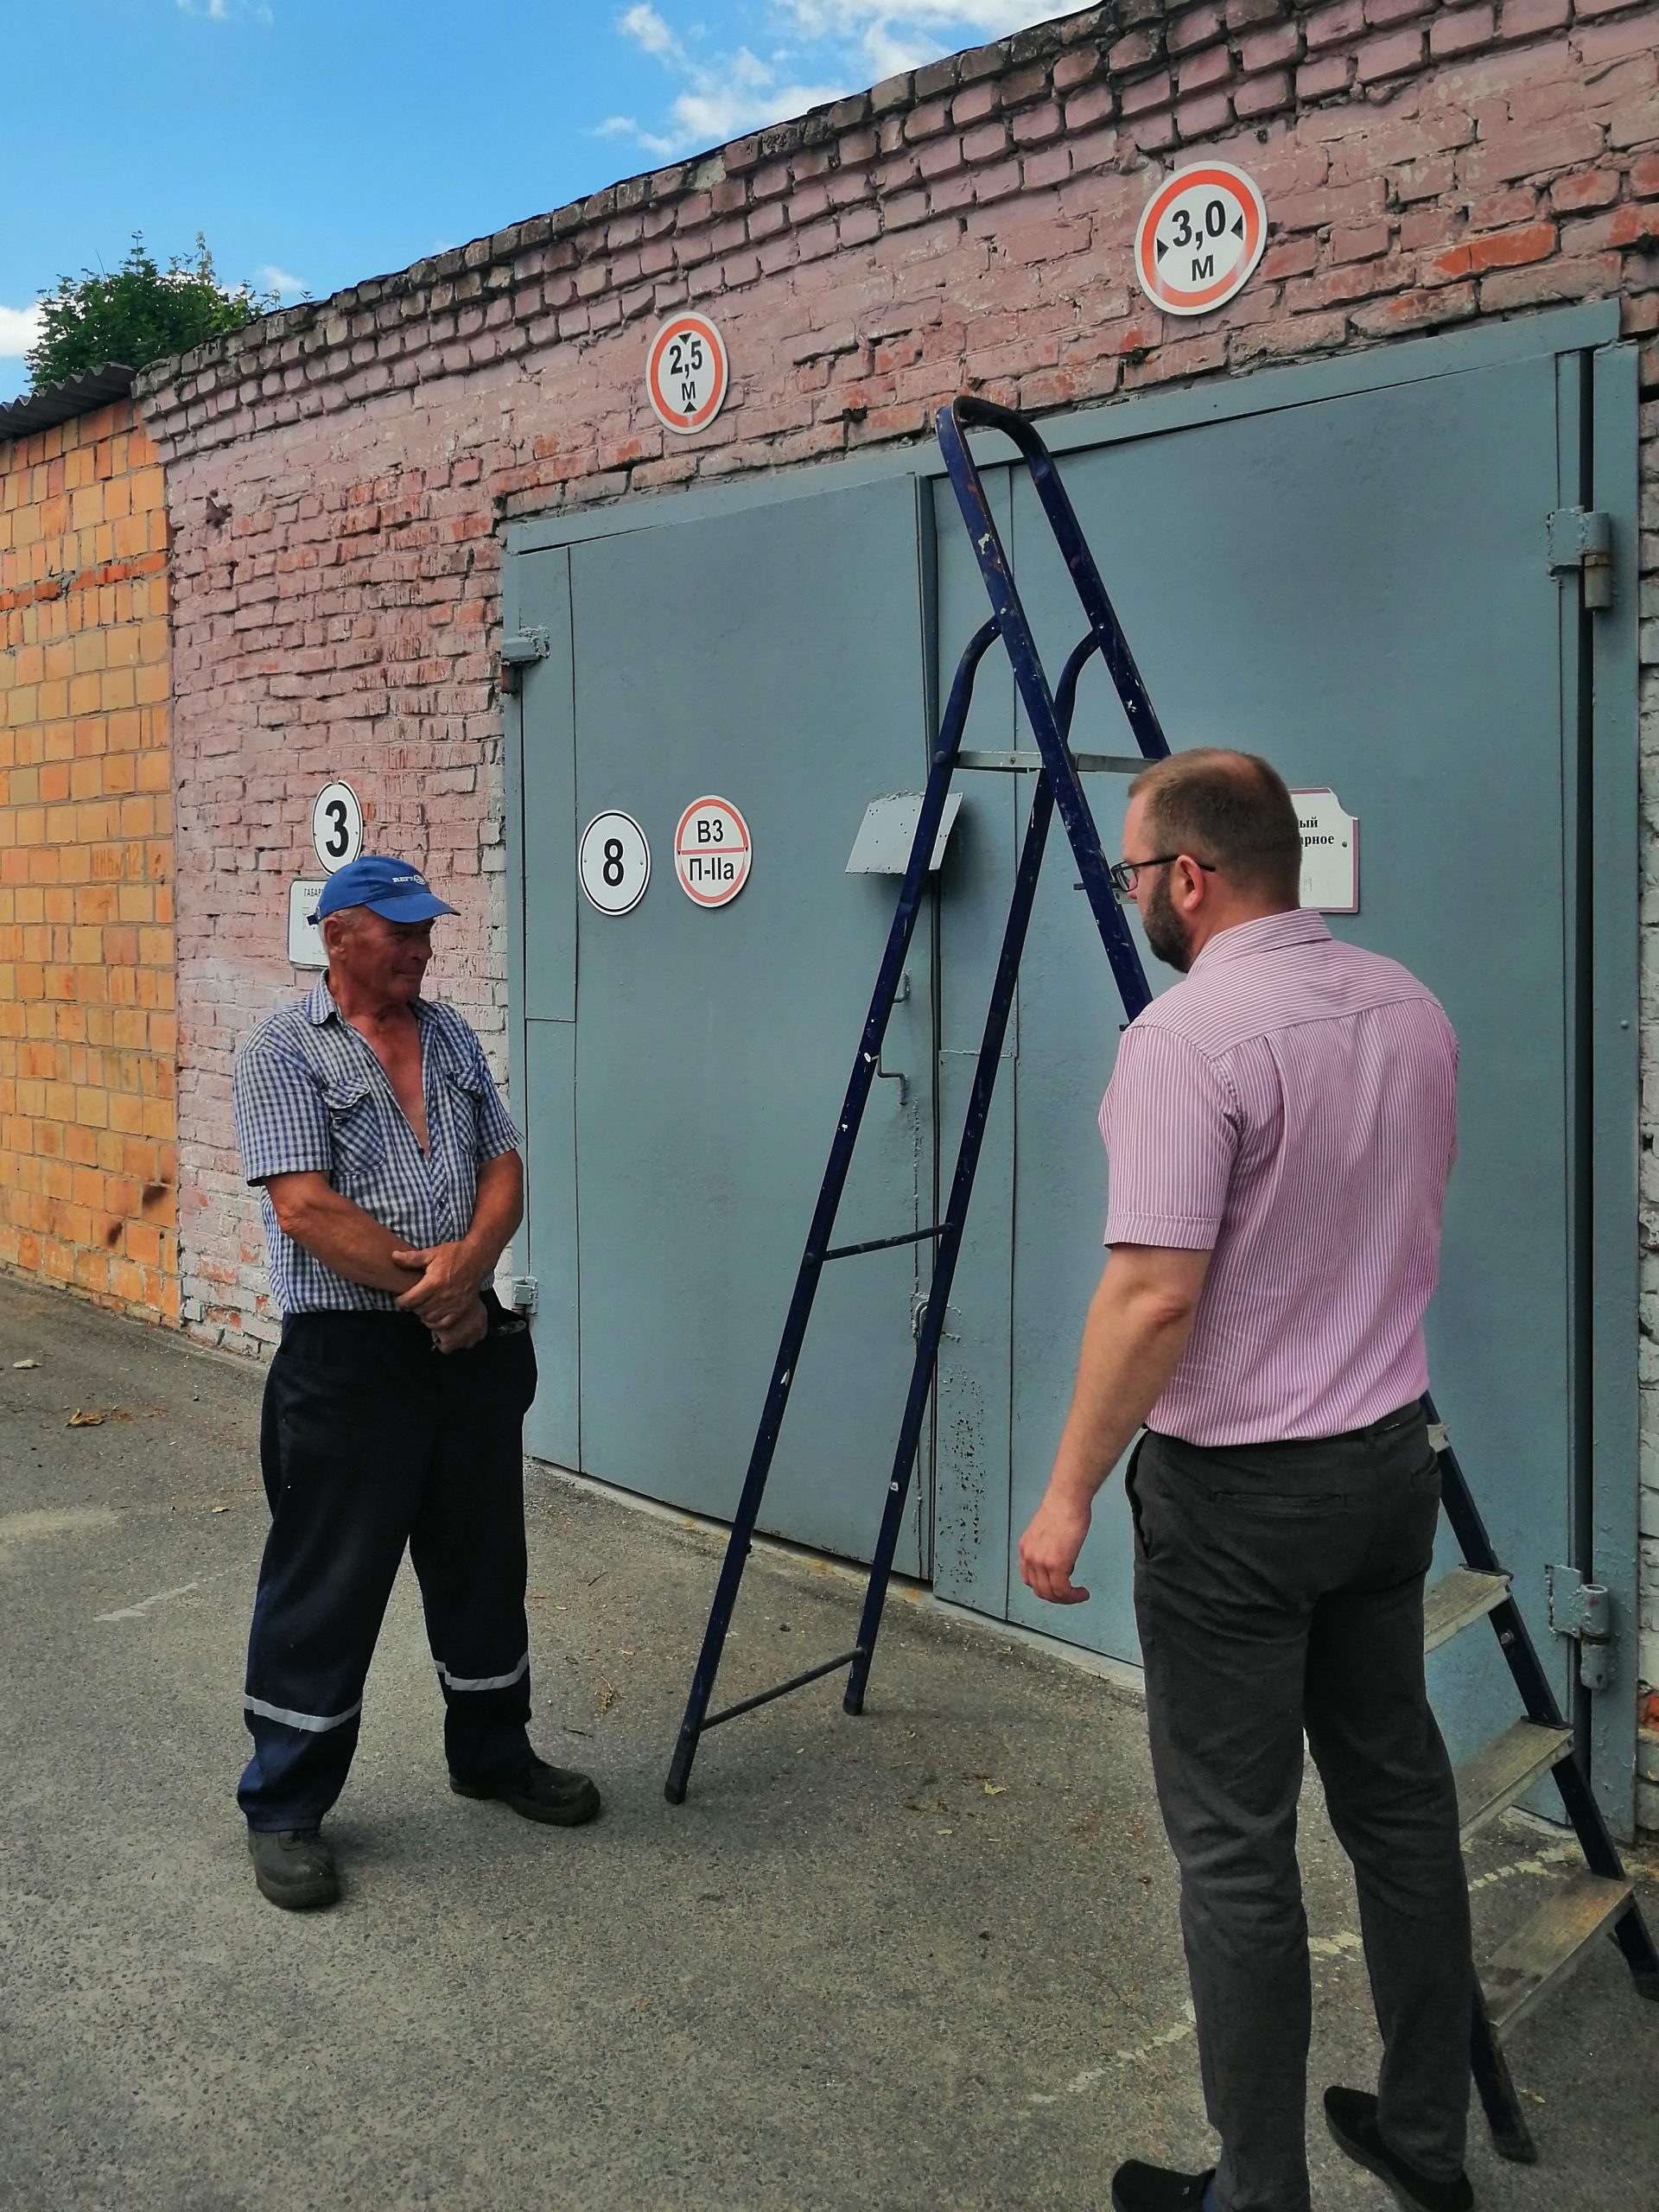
top-left (661, 396), bottom-right (1659, 2157)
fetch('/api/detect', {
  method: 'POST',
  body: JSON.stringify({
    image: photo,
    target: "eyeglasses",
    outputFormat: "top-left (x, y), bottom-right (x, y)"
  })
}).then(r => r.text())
top-left (1108, 855), bottom-right (1217, 905)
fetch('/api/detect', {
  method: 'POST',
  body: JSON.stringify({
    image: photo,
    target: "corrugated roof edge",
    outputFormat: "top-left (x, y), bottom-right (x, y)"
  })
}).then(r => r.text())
top-left (0, 364), bottom-right (137, 442)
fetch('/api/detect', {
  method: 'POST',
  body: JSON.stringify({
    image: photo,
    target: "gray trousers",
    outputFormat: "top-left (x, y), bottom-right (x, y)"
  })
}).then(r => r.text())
top-left (1128, 1406), bottom-right (1472, 2212)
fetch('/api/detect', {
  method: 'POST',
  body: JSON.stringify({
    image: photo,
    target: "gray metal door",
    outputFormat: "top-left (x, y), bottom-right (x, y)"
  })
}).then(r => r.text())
top-left (516, 479), bottom-right (937, 1569)
top-left (933, 340), bottom-right (1630, 1775)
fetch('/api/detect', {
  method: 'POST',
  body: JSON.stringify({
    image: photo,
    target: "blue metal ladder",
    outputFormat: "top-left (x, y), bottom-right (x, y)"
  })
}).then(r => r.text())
top-left (662, 398), bottom-right (1657, 2159)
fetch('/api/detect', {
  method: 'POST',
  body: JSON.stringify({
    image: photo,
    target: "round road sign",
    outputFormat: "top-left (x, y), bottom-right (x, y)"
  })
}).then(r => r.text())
top-left (311, 780), bottom-right (363, 874)
top-left (646, 315), bottom-right (729, 435)
top-left (674, 796), bottom-right (751, 908)
top-left (579, 810), bottom-right (652, 916)
top-left (1135, 162), bottom-right (1267, 317)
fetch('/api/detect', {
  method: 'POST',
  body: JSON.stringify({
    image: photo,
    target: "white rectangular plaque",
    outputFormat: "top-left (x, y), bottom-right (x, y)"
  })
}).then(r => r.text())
top-left (288, 879), bottom-right (328, 969)
top-left (1291, 788), bottom-right (1358, 914)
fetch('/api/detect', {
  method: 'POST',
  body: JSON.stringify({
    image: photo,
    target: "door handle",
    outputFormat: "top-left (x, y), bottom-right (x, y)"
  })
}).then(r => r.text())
top-left (877, 974), bottom-right (911, 1107)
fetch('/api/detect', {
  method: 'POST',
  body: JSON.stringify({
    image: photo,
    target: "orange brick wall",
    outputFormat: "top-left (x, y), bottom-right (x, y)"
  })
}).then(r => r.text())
top-left (0, 398), bottom-right (178, 1322)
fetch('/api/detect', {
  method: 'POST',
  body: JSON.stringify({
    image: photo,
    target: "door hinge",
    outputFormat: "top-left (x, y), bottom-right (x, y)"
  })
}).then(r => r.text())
top-left (1546, 1563), bottom-right (1616, 1690)
top-left (1547, 508), bottom-right (1614, 611)
top-left (499, 626), bottom-right (550, 690)
top-left (510, 1276), bottom-right (538, 1315)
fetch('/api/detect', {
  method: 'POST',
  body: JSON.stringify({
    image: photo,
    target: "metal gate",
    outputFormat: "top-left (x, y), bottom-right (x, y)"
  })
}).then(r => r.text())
top-left (508, 478), bottom-right (937, 1570)
top-left (506, 303), bottom-right (1640, 1827)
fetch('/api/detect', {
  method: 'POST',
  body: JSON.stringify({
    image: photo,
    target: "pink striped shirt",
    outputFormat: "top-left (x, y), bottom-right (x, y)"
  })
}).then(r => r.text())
top-left (1100, 910), bottom-right (1458, 1446)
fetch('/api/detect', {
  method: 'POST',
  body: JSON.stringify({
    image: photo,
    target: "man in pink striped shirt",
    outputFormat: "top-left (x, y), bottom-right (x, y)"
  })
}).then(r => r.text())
top-left (1020, 751), bottom-right (1471, 2212)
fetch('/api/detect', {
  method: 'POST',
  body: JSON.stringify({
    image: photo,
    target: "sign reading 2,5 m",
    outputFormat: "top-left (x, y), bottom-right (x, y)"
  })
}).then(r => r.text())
top-left (647, 315), bottom-right (730, 435)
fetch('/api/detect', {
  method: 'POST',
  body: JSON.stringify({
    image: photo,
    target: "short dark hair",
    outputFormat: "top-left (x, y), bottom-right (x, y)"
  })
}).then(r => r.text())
top-left (1128, 748), bottom-right (1302, 907)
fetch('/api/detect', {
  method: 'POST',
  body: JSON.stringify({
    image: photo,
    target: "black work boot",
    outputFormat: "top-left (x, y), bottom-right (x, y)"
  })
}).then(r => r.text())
top-left (449, 1754), bottom-right (601, 1827)
top-left (1109, 2159), bottom-right (1217, 2211)
top-left (1324, 2088), bottom-right (1473, 2212)
top-left (247, 1827), bottom-right (340, 1910)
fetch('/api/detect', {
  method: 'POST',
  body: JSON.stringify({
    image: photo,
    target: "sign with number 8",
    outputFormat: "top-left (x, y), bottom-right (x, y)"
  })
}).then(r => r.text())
top-left (579, 810), bottom-right (652, 915)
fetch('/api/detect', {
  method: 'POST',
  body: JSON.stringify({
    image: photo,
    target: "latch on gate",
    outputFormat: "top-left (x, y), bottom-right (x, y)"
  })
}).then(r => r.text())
top-left (510, 1276), bottom-right (538, 1315)
top-left (1546, 508), bottom-right (1614, 611)
top-left (1545, 1562), bottom-right (1615, 1690)
top-left (499, 626), bottom-right (551, 690)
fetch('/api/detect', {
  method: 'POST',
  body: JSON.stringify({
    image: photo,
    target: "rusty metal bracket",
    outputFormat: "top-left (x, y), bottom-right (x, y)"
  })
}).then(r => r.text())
top-left (1547, 507), bottom-right (1613, 611)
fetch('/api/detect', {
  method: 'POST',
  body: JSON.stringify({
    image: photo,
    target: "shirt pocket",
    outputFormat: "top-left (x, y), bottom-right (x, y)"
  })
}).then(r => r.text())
top-left (440, 1060), bottom-right (491, 1161)
top-left (321, 1073), bottom-right (387, 1182)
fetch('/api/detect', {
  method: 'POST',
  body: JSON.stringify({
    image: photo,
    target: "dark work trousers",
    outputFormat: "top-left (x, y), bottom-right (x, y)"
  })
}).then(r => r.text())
top-left (238, 1297), bottom-right (539, 1833)
top-left (1127, 1404), bottom-right (1471, 2212)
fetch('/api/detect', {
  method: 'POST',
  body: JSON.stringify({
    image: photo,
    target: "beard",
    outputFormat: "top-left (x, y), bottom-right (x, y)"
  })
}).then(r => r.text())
top-left (1141, 868), bottom-right (1192, 973)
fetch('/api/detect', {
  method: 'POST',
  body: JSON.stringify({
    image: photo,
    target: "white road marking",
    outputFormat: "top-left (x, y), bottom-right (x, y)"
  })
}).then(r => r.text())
top-left (1468, 1841), bottom-right (1579, 1894)
top-left (1027, 1844), bottom-right (1580, 2110)
top-left (1027, 2001), bottom-right (1197, 2105)
top-left (96, 1581), bottom-right (200, 1623)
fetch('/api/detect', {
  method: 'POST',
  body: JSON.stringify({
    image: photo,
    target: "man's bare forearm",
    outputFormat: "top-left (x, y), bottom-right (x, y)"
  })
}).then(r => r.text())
top-left (456, 1152), bottom-right (524, 1287)
top-left (266, 1175), bottom-right (415, 1295)
top-left (1047, 1249), bottom-right (1208, 1505)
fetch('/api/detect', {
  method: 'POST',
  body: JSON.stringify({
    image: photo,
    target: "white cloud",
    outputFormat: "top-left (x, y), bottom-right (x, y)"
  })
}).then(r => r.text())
top-left (258, 264), bottom-right (308, 299)
top-left (620, 4), bottom-right (683, 60)
top-left (176, 0), bottom-right (273, 22)
top-left (0, 303), bottom-right (44, 359)
top-left (600, 3), bottom-right (1062, 159)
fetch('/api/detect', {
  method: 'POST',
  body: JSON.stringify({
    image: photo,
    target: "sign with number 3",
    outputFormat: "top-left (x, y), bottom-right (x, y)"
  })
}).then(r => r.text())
top-left (311, 781), bottom-right (363, 874)
top-left (647, 315), bottom-right (729, 435)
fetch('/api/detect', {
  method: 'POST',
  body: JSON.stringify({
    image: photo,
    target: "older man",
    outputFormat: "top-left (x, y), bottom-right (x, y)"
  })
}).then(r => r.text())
top-left (232, 854), bottom-right (599, 1912)
top-left (1020, 753), bottom-right (1471, 2212)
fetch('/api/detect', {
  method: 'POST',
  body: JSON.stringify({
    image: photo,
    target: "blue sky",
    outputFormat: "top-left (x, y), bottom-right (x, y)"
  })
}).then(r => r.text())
top-left (1, 1), bottom-right (1065, 395)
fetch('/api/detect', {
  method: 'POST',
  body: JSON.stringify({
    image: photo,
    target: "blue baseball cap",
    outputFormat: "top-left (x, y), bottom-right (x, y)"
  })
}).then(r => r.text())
top-left (310, 855), bottom-right (457, 925)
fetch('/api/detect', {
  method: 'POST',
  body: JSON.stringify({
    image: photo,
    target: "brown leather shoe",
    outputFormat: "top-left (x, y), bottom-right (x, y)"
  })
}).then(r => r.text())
top-left (449, 1755), bottom-right (601, 1827)
top-left (248, 1827), bottom-right (340, 1910)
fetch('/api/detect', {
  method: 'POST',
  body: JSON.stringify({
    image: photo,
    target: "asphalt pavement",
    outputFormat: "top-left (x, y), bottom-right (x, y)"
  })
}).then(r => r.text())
top-left (2, 1274), bottom-right (1656, 2212)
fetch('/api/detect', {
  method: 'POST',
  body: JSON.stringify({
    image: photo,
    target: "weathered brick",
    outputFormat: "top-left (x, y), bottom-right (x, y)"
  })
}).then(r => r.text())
top-left (1357, 27), bottom-right (1426, 81)
top-left (1430, 5), bottom-right (1496, 56)
top-left (1497, 0), bottom-right (1567, 33)
top-left (1306, 0), bottom-right (1366, 48)
top-left (1180, 43), bottom-right (1236, 93)
top-left (1430, 217), bottom-right (1557, 277)
top-left (1236, 70), bottom-right (1295, 117)
top-left (1298, 54), bottom-right (1355, 98)
top-left (1178, 90), bottom-right (1235, 139)
top-left (1168, 3), bottom-right (1226, 53)
top-left (1242, 22), bottom-right (1304, 69)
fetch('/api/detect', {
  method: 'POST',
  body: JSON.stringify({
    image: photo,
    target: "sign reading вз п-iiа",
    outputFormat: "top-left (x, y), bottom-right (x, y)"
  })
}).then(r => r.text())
top-left (674, 797), bottom-right (751, 907)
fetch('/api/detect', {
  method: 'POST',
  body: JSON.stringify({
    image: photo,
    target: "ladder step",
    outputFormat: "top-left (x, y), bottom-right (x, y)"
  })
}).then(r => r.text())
top-left (822, 1224), bottom-right (944, 1262)
top-left (955, 748), bottom-right (1147, 774)
top-left (1423, 1567), bottom-right (1510, 1654)
top-left (1455, 1719), bottom-right (1574, 1841)
top-left (1482, 1870), bottom-right (1637, 2034)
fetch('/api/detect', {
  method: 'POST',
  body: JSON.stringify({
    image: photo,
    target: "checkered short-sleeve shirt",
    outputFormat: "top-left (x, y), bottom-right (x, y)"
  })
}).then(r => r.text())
top-left (232, 977), bottom-right (520, 1316)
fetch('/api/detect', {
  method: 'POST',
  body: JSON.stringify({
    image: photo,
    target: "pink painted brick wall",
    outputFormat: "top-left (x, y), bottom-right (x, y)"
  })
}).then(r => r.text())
top-left (136, 0), bottom-right (1659, 1815)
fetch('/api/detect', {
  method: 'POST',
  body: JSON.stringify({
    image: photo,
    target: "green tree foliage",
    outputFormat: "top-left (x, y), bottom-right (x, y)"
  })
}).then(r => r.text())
top-left (26, 234), bottom-right (280, 390)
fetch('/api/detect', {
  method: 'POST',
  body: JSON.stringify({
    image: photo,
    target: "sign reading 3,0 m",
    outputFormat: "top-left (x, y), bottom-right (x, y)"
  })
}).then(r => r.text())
top-left (1135, 162), bottom-right (1267, 317)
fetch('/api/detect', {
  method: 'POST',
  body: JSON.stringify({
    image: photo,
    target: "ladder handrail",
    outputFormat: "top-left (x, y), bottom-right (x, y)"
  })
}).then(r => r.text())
top-left (935, 400), bottom-right (1166, 1018)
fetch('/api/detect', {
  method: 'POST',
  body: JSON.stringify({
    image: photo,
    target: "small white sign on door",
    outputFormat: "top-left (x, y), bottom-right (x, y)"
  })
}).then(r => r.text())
top-left (312, 780), bottom-right (363, 874)
top-left (289, 879), bottom-right (329, 969)
top-left (1292, 788), bottom-right (1358, 914)
top-left (674, 796), bottom-right (751, 907)
top-left (579, 810), bottom-right (652, 915)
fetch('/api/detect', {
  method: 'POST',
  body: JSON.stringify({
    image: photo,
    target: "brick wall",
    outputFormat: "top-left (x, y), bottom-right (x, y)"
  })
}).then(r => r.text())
top-left (133, 0), bottom-right (1659, 1812)
top-left (0, 400), bottom-right (178, 1321)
